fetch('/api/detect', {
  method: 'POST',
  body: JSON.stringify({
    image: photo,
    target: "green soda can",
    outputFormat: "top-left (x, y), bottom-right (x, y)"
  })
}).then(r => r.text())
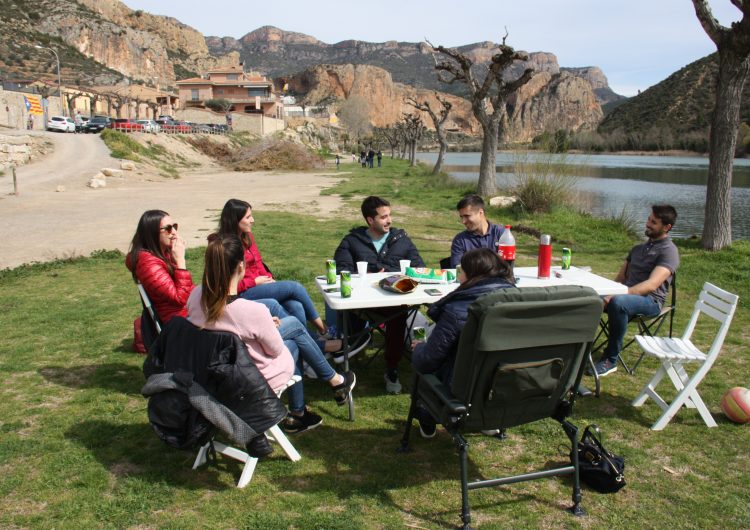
top-left (413, 327), bottom-right (426, 341)
top-left (562, 248), bottom-right (572, 270)
top-left (455, 264), bottom-right (462, 282)
top-left (326, 259), bottom-right (336, 285)
top-left (340, 271), bottom-right (352, 298)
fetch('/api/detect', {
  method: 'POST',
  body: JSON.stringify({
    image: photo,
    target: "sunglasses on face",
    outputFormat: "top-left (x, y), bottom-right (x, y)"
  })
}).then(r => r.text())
top-left (160, 223), bottom-right (179, 233)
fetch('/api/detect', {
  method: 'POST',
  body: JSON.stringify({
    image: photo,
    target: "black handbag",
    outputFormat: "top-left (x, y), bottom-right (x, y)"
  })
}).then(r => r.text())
top-left (573, 424), bottom-right (626, 493)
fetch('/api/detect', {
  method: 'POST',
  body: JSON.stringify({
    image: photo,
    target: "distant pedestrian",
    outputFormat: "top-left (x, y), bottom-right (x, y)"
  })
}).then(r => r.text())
top-left (376, 150), bottom-right (382, 167)
top-left (27, 114), bottom-right (34, 130)
top-left (367, 149), bottom-right (375, 168)
top-left (335, 154), bottom-right (340, 169)
top-left (360, 151), bottom-right (367, 168)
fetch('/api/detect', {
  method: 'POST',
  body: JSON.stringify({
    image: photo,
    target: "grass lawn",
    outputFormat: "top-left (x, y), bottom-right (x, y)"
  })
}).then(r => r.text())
top-left (1, 159), bottom-right (748, 529)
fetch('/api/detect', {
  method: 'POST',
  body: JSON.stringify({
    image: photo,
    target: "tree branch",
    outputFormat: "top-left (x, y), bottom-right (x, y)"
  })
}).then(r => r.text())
top-left (692, 0), bottom-right (728, 46)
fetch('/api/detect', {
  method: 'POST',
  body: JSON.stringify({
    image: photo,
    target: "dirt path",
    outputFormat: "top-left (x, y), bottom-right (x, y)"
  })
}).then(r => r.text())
top-left (0, 132), bottom-right (347, 270)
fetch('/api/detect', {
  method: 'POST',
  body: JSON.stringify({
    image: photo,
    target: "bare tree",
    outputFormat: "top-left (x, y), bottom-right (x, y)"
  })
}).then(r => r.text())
top-left (401, 113), bottom-right (424, 166)
top-left (428, 36), bottom-right (533, 196)
top-left (692, 1), bottom-right (750, 250)
top-left (407, 93), bottom-right (452, 174)
top-left (376, 126), bottom-right (401, 158)
top-left (337, 95), bottom-right (372, 144)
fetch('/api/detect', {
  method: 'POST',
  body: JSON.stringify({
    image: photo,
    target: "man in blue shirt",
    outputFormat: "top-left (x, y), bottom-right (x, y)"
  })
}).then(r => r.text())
top-left (450, 194), bottom-right (505, 267)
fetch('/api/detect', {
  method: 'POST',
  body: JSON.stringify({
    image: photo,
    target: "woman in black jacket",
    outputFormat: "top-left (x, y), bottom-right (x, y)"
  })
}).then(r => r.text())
top-left (411, 248), bottom-right (514, 436)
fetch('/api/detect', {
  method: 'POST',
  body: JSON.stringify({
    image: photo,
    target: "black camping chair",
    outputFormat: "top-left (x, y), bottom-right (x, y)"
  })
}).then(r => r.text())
top-left (399, 286), bottom-right (603, 529)
top-left (136, 282), bottom-right (162, 350)
top-left (589, 273), bottom-right (677, 394)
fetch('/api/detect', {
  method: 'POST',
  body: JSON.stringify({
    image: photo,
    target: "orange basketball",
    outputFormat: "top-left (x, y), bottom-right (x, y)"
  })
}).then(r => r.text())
top-left (721, 387), bottom-right (750, 424)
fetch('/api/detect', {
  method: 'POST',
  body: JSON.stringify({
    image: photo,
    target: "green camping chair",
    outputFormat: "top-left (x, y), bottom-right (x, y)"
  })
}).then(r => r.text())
top-left (399, 286), bottom-right (603, 529)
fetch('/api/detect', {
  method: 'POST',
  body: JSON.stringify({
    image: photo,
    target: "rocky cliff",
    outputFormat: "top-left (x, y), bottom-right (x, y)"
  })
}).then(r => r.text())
top-left (208, 26), bottom-right (622, 107)
top-left (284, 64), bottom-right (603, 141)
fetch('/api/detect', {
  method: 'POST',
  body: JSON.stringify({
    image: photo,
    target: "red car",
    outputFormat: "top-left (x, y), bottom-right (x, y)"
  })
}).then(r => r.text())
top-left (109, 119), bottom-right (144, 132)
top-left (161, 120), bottom-right (193, 134)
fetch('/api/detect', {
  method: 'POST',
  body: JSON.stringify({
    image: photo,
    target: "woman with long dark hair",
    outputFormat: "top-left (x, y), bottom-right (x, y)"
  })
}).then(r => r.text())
top-left (411, 248), bottom-right (514, 437)
top-left (218, 198), bottom-right (333, 344)
top-left (126, 209), bottom-right (194, 324)
top-left (187, 234), bottom-right (356, 434)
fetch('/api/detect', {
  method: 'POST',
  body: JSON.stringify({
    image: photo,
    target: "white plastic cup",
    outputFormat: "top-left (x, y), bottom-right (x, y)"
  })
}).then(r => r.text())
top-left (400, 259), bottom-right (411, 274)
top-left (356, 261), bottom-right (368, 278)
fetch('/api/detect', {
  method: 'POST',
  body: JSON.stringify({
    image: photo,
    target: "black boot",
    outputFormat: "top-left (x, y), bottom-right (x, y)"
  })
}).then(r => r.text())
top-left (246, 435), bottom-right (273, 458)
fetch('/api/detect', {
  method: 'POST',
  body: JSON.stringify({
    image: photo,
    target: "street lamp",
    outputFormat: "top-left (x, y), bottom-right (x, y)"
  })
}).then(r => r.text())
top-left (35, 45), bottom-right (64, 116)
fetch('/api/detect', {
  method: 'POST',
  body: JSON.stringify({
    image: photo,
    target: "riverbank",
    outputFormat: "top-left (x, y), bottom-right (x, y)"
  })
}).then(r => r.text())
top-left (0, 159), bottom-right (747, 528)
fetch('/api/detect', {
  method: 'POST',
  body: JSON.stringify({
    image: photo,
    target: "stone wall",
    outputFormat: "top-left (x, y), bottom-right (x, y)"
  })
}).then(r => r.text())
top-left (0, 88), bottom-right (64, 131)
top-left (0, 133), bottom-right (45, 171)
top-left (174, 108), bottom-right (284, 135)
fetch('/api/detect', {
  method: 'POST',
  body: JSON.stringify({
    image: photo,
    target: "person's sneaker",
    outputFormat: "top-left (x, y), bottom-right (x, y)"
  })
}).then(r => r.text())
top-left (593, 358), bottom-right (618, 377)
top-left (332, 332), bottom-right (372, 364)
top-left (332, 371), bottom-right (357, 405)
top-left (481, 428), bottom-right (508, 439)
top-left (384, 369), bottom-right (402, 394)
top-left (281, 407), bottom-right (323, 434)
top-left (416, 408), bottom-right (437, 439)
top-left (246, 434), bottom-right (273, 458)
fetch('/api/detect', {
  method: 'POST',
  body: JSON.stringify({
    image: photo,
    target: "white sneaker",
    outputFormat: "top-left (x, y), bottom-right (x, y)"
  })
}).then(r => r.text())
top-left (384, 370), bottom-right (402, 394)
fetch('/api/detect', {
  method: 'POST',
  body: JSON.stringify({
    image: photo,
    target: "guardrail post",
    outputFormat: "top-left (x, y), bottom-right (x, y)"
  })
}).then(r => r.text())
top-left (12, 164), bottom-right (18, 195)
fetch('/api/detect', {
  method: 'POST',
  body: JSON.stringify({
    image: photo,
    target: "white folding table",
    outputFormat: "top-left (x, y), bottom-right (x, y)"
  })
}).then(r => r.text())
top-left (316, 266), bottom-right (627, 419)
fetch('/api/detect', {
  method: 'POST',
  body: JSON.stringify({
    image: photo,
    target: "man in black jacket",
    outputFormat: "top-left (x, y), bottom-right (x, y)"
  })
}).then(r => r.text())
top-left (332, 196), bottom-right (425, 393)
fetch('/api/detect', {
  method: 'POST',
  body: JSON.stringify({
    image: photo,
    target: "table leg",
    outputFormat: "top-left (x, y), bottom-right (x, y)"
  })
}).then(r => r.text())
top-left (342, 309), bottom-right (355, 421)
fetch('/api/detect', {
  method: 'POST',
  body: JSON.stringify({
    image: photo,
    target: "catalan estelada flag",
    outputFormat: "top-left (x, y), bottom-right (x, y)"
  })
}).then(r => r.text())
top-left (23, 95), bottom-right (43, 115)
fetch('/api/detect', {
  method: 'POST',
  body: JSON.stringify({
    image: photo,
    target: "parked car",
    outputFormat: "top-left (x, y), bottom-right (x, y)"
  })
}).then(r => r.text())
top-left (47, 116), bottom-right (76, 133)
top-left (160, 120), bottom-right (192, 134)
top-left (157, 115), bottom-right (174, 122)
top-left (84, 116), bottom-right (112, 133)
top-left (136, 119), bottom-right (161, 133)
top-left (109, 119), bottom-right (144, 133)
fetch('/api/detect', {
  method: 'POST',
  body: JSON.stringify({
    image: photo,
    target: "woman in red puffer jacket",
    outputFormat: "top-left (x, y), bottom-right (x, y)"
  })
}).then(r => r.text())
top-left (126, 209), bottom-right (194, 324)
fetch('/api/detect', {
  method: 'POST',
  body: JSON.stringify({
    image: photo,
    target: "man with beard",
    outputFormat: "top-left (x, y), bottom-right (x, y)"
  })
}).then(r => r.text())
top-left (592, 204), bottom-right (680, 377)
top-left (332, 196), bottom-right (425, 393)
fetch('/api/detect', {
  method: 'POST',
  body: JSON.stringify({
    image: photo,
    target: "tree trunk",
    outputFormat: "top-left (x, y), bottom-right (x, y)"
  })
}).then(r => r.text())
top-left (477, 118), bottom-right (499, 196)
top-left (702, 50), bottom-right (750, 250)
top-left (433, 129), bottom-right (447, 174)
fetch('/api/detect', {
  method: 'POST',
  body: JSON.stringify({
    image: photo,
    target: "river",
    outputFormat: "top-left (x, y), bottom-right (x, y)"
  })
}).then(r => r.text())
top-left (416, 151), bottom-right (750, 241)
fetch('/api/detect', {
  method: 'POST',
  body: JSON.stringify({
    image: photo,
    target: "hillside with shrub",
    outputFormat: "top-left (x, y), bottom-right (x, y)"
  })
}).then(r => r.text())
top-left (594, 53), bottom-right (750, 153)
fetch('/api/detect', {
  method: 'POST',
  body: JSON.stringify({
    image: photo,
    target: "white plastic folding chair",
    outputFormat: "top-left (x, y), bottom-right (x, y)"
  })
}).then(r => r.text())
top-left (192, 375), bottom-right (302, 488)
top-left (632, 282), bottom-right (739, 431)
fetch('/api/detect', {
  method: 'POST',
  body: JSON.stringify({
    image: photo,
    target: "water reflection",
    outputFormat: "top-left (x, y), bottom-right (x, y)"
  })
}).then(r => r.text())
top-left (419, 152), bottom-right (750, 240)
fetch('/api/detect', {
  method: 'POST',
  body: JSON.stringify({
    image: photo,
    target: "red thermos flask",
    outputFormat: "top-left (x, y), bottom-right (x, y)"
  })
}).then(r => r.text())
top-left (537, 234), bottom-right (552, 279)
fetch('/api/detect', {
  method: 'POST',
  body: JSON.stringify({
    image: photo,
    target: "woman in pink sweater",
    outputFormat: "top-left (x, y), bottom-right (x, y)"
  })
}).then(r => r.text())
top-left (187, 235), bottom-right (356, 434)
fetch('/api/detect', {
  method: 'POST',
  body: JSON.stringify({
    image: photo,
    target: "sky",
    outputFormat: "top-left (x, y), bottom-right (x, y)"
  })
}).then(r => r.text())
top-left (121, 0), bottom-right (742, 97)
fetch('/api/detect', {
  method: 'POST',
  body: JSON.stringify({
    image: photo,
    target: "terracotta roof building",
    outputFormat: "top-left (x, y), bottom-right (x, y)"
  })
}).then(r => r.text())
top-left (176, 65), bottom-right (281, 118)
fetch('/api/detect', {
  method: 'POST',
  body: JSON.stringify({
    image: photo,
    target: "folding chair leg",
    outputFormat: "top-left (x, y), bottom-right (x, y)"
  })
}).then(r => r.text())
top-left (398, 374), bottom-right (420, 453)
top-left (194, 441), bottom-right (259, 488)
top-left (587, 353), bottom-right (601, 397)
top-left (651, 382), bottom-right (717, 431)
top-left (456, 434), bottom-right (473, 530)
top-left (266, 424), bottom-right (301, 462)
top-left (632, 364), bottom-right (669, 407)
top-left (562, 421), bottom-right (585, 516)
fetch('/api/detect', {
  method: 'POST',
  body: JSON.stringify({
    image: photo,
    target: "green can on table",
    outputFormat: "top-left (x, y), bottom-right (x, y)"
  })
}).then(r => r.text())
top-left (326, 259), bottom-right (336, 285)
top-left (340, 271), bottom-right (352, 298)
top-left (562, 248), bottom-right (572, 270)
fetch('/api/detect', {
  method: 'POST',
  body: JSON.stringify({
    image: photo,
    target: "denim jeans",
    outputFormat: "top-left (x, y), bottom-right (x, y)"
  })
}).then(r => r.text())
top-left (603, 294), bottom-right (660, 363)
top-left (278, 316), bottom-right (336, 413)
top-left (240, 281), bottom-right (320, 328)
top-left (253, 298), bottom-right (288, 319)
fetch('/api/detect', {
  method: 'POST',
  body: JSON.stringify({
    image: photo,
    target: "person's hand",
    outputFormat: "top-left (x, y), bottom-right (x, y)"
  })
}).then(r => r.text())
top-left (255, 275), bottom-right (275, 285)
top-left (602, 295), bottom-right (612, 310)
top-left (272, 316), bottom-right (281, 328)
top-left (378, 268), bottom-right (385, 273)
top-left (172, 237), bottom-right (187, 269)
top-left (411, 339), bottom-right (424, 350)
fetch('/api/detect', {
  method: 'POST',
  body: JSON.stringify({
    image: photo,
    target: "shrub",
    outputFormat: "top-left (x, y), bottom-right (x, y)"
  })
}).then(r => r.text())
top-left (205, 99), bottom-right (232, 113)
top-left (511, 152), bottom-right (579, 214)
